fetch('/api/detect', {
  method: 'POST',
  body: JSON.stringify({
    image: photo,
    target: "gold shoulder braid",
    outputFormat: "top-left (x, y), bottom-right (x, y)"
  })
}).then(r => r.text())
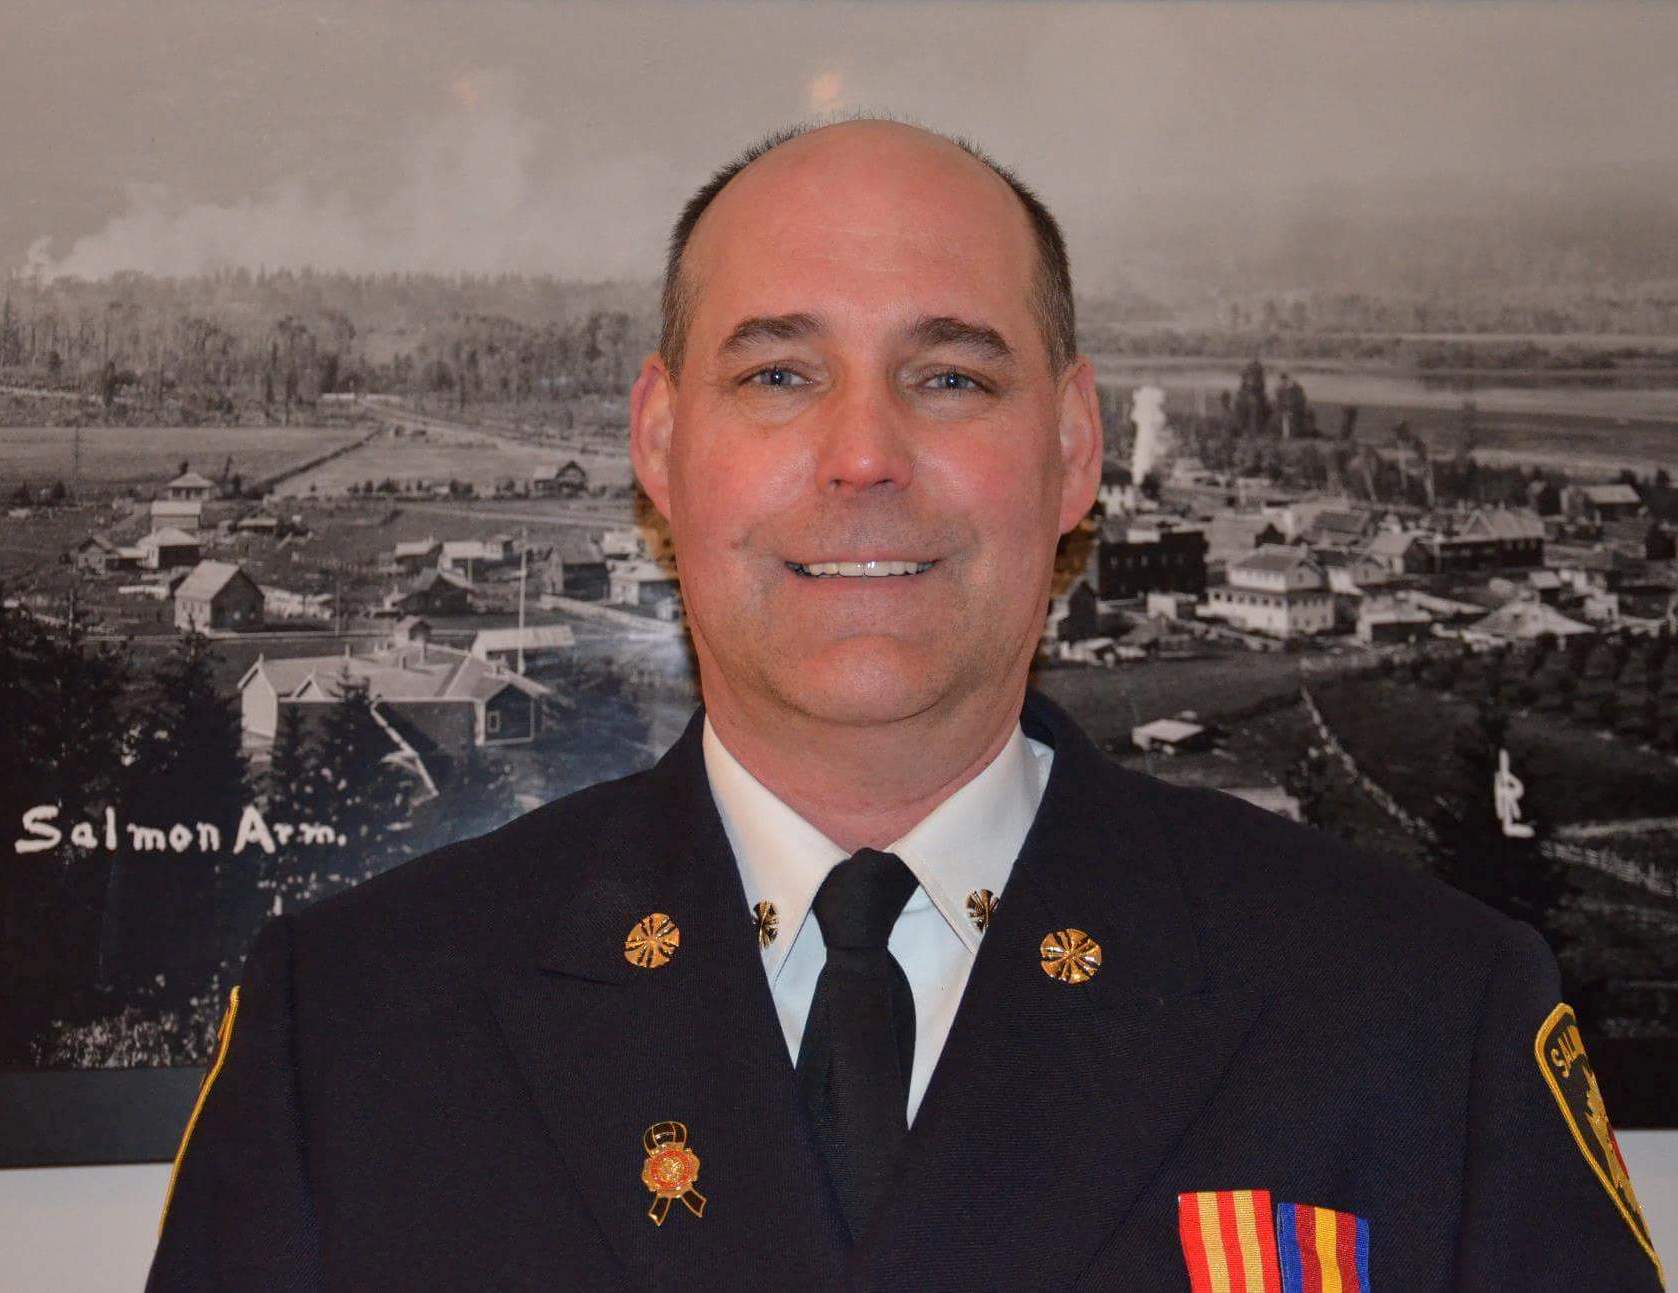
top-left (157, 987), bottom-right (241, 1237)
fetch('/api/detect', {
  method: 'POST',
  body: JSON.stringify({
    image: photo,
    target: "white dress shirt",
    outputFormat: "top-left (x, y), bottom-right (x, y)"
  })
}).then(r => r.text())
top-left (701, 717), bottom-right (1053, 1125)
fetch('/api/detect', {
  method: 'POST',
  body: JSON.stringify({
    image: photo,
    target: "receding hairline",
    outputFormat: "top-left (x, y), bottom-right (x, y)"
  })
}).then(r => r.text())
top-left (658, 116), bottom-right (1076, 381)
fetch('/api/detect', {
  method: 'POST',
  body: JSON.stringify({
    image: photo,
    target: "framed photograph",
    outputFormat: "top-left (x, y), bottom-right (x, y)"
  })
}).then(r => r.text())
top-left (5, 0), bottom-right (1676, 1165)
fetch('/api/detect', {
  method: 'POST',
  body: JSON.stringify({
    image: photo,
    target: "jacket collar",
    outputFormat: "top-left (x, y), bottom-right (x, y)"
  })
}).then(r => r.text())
top-left (703, 713), bottom-right (1053, 986)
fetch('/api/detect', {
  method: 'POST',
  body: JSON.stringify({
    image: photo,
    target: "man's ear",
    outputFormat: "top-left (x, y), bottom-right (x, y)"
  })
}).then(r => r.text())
top-left (1056, 356), bottom-right (1103, 534)
top-left (629, 354), bottom-right (676, 520)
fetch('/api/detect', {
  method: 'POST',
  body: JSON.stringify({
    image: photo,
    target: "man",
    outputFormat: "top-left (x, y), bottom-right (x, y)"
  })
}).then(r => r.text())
top-left (149, 120), bottom-right (1663, 1290)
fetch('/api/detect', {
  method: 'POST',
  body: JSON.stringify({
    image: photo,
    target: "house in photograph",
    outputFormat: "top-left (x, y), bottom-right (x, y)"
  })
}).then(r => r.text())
top-left (391, 537), bottom-right (442, 574)
top-left (1218, 785), bottom-right (1302, 821)
top-left (438, 536), bottom-right (514, 578)
top-left (1261, 495), bottom-right (1347, 542)
top-left (137, 526), bottom-right (202, 570)
top-left (1316, 548), bottom-right (1393, 595)
top-left (173, 560), bottom-right (264, 633)
top-left (149, 497), bottom-right (204, 533)
top-left (239, 641), bottom-right (553, 763)
top-left (69, 533), bottom-right (141, 575)
top-left (261, 584), bottom-right (334, 621)
top-left (540, 534), bottom-right (609, 601)
top-left (1145, 589), bottom-right (1200, 622)
top-left (1131, 717), bottom-right (1212, 755)
top-left (1556, 547), bottom-right (1646, 596)
top-left (70, 533), bottom-right (118, 573)
top-left (1526, 568), bottom-right (1565, 604)
top-left (1050, 580), bottom-right (1101, 642)
top-left (1168, 455), bottom-right (1211, 487)
top-left (1093, 461), bottom-right (1136, 516)
top-left (235, 511), bottom-right (280, 536)
top-left (1431, 507), bottom-right (1546, 572)
top-left (531, 460), bottom-right (589, 497)
top-left (608, 559), bottom-right (683, 616)
top-left (164, 469), bottom-right (216, 502)
top-left (1096, 520), bottom-right (1208, 600)
top-left (387, 568), bottom-right (474, 616)
top-left (1464, 598), bottom-right (1594, 645)
top-left (1204, 544), bottom-right (1334, 638)
top-left (1365, 529), bottom-right (1431, 576)
top-left (468, 624), bottom-right (577, 670)
top-left (600, 525), bottom-right (675, 563)
top-left (1356, 604), bottom-right (1433, 647)
top-left (1562, 482), bottom-right (1644, 524)
top-left (1302, 506), bottom-right (1377, 550)
top-left (1200, 512), bottom-right (1281, 564)
top-left (392, 615), bottom-right (433, 648)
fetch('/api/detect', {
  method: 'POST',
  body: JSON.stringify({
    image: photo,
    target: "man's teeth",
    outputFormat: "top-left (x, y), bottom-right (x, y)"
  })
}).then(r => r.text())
top-left (791, 560), bottom-right (935, 577)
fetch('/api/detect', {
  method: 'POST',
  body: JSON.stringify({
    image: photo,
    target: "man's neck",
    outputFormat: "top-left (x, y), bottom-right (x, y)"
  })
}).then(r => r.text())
top-left (700, 683), bottom-right (1026, 853)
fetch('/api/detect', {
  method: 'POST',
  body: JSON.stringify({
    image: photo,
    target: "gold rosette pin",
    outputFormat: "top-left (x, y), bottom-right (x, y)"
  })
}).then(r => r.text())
top-left (640, 1121), bottom-right (707, 1225)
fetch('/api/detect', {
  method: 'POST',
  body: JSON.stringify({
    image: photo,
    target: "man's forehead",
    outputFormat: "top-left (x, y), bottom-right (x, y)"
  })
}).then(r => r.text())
top-left (683, 124), bottom-right (1039, 347)
top-left (704, 120), bottom-right (1020, 223)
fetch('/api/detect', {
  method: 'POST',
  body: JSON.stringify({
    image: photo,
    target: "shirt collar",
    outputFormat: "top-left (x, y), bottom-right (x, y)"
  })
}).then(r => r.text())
top-left (702, 716), bottom-right (1053, 983)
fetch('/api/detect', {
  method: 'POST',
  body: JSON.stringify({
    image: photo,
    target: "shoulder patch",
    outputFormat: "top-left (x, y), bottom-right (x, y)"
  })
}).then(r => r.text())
top-left (1534, 1002), bottom-right (1663, 1279)
top-left (157, 986), bottom-right (241, 1237)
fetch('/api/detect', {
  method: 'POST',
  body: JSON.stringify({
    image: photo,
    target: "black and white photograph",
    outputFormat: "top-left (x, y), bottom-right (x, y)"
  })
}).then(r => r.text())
top-left (3, 1), bottom-right (1678, 1277)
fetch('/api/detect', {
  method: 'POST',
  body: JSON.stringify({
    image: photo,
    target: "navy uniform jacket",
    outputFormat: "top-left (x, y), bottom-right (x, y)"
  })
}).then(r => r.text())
top-left (148, 691), bottom-right (1666, 1290)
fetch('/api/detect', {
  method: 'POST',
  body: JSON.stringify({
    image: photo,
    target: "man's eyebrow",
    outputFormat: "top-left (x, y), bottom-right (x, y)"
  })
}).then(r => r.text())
top-left (906, 315), bottom-right (1015, 363)
top-left (717, 313), bottom-right (825, 358)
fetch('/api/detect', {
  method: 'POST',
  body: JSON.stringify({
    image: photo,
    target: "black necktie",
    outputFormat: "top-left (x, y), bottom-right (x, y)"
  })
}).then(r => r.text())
top-left (795, 848), bottom-right (919, 1241)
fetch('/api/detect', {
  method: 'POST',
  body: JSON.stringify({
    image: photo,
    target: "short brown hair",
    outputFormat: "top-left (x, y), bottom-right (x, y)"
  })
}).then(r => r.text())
top-left (658, 118), bottom-right (1076, 381)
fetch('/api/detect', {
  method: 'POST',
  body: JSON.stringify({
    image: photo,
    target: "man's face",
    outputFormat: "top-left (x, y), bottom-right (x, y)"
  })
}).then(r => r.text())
top-left (632, 123), bottom-right (1100, 731)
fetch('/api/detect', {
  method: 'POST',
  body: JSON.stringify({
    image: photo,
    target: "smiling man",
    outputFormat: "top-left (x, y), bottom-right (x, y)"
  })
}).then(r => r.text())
top-left (149, 121), bottom-right (1663, 1291)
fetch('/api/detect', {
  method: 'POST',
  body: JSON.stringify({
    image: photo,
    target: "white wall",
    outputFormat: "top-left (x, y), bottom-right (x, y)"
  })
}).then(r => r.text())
top-left (5, 1135), bottom-right (1678, 1290)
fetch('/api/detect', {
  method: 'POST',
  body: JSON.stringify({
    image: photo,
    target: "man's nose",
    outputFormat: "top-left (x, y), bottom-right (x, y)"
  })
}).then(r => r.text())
top-left (813, 379), bottom-right (915, 496)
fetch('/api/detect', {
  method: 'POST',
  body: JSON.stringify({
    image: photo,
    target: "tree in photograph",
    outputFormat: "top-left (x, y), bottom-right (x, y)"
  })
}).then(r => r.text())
top-left (1643, 636), bottom-right (1672, 695)
top-left (1281, 746), bottom-right (1334, 830)
top-left (308, 670), bottom-right (416, 894)
top-left (408, 741), bottom-right (517, 857)
top-left (1273, 372), bottom-right (1314, 439)
top-left (29, 613), bottom-right (132, 823)
top-left (1482, 645), bottom-right (1510, 706)
top-left (105, 631), bottom-right (246, 998)
top-left (0, 593), bottom-right (50, 835)
top-left (0, 608), bottom-right (135, 1047)
top-left (127, 631), bottom-right (246, 829)
top-left (1564, 632), bottom-right (1597, 681)
top-left (1428, 699), bottom-right (1573, 956)
top-left (259, 701), bottom-right (320, 916)
top-left (1232, 359), bottom-right (1270, 437)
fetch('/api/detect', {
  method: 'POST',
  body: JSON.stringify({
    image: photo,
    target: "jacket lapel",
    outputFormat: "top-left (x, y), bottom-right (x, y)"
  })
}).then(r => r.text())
top-left (487, 712), bottom-right (849, 1289)
top-left (861, 691), bottom-right (1265, 1288)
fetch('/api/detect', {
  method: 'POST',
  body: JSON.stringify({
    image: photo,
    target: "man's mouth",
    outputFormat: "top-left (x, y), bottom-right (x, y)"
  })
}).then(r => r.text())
top-left (786, 559), bottom-right (937, 578)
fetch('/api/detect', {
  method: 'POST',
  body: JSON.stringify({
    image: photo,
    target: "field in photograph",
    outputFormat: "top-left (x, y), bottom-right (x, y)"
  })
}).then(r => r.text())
top-left (1032, 650), bottom-right (1307, 746)
top-left (0, 424), bottom-right (366, 488)
top-left (273, 423), bottom-right (634, 497)
top-left (1310, 673), bottom-right (1678, 824)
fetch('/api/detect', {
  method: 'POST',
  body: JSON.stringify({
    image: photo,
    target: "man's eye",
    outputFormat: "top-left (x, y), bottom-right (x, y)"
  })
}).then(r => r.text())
top-left (925, 370), bottom-right (983, 392)
top-left (744, 367), bottom-right (807, 388)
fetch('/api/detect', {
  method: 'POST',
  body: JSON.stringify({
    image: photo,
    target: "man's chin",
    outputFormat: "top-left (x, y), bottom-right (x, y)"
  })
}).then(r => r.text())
top-left (768, 646), bottom-right (953, 729)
